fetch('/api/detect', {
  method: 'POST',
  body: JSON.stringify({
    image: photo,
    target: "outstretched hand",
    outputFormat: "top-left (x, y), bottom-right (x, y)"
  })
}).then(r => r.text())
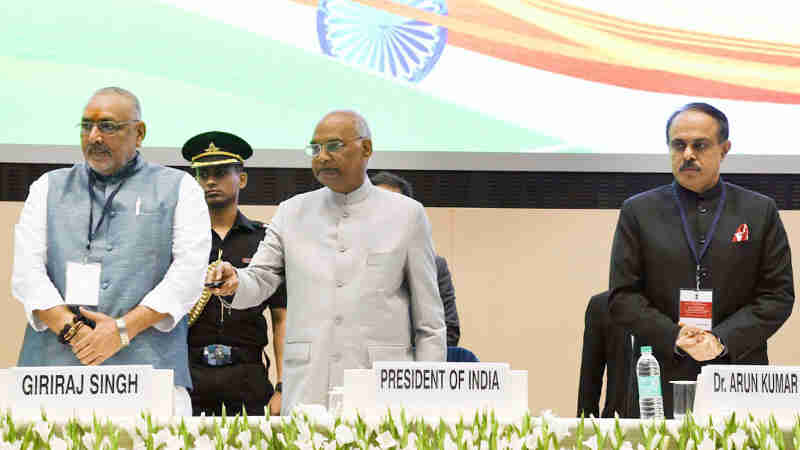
top-left (207, 261), bottom-right (239, 296)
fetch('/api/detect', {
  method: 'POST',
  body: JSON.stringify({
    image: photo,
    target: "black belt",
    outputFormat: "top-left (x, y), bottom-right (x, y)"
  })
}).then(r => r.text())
top-left (190, 345), bottom-right (263, 367)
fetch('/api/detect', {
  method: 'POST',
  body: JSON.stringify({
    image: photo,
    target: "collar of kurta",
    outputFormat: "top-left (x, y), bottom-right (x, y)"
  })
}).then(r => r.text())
top-left (674, 177), bottom-right (724, 201)
top-left (328, 176), bottom-right (373, 206)
top-left (87, 151), bottom-right (143, 185)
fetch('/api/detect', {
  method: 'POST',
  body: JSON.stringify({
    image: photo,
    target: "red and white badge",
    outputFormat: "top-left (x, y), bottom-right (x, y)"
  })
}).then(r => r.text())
top-left (679, 289), bottom-right (712, 331)
top-left (732, 223), bottom-right (749, 242)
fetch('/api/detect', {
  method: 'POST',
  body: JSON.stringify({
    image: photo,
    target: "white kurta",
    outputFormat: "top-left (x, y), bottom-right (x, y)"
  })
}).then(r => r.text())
top-left (232, 178), bottom-right (446, 413)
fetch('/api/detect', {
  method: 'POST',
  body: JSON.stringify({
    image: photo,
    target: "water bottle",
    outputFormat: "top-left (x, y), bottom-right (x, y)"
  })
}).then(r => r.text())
top-left (637, 346), bottom-right (665, 420)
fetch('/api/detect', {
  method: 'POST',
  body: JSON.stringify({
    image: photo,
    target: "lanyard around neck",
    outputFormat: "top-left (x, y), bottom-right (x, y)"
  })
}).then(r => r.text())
top-left (671, 180), bottom-right (727, 287)
top-left (87, 171), bottom-right (127, 249)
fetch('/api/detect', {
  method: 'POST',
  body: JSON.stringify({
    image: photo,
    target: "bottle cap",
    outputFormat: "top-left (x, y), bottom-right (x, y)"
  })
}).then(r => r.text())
top-left (640, 346), bottom-right (652, 353)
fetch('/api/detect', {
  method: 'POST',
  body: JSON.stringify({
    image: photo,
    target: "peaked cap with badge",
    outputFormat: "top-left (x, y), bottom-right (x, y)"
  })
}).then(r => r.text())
top-left (182, 131), bottom-right (253, 168)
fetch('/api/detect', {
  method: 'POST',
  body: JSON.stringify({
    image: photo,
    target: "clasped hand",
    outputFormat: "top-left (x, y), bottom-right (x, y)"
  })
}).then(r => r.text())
top-left (676, 324), bottom-right (724, 361)
top-left (71, 308), bottom-right (123, 366)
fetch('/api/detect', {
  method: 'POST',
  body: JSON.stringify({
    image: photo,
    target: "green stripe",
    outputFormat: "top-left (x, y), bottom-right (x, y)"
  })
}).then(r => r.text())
top-left (0, 1), bottom-right (572, 152)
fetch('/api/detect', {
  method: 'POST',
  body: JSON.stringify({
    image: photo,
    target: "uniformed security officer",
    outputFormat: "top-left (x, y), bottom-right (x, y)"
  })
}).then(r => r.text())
top-left (182, 131), bottom-right (287, 416)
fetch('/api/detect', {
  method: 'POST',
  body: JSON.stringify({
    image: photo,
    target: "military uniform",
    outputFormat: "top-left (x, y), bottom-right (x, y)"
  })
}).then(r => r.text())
top-left (189, 211), bottom-right (287, 416)
top-left (182, 131), bottom-right (288, 416)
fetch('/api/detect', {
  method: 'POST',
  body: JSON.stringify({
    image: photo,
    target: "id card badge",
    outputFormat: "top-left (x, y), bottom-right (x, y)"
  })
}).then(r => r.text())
top-left (679, 289), bottom-right (712, 331)
top-left (65, 261), bottom-right (101, 306)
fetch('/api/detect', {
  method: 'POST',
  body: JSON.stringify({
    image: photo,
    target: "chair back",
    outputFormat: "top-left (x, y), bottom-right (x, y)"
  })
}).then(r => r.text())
top-left (447, 346), bottom-right (479, 362)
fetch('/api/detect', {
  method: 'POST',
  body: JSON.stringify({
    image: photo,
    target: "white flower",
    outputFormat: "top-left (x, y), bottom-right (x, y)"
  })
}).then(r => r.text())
top-left (33, 421), bottom-right (51, 440)
top-left (298, 420), bottom-right (313, 442)
top-left (549, 420), bottom-right (570, 441)
top-left (498, 436), bottom-right (511, 450)
top-left (583, 434), bottom-right (599, 450)
top-left (377, 430), bottom-right (398, 449)
top-left (658, 434), bottom-right (671, 450)
top-left (49, 437), bottom-right (68, 450)
top-left (592, 418), bottom-right (613, 436)
top-left (276, 432), bottom-right (287, 447)
top-left (323, 440), bottom-right (337, 450)
top-left (711, 420), bottom-right (727, 437)
top-left (313, 433), bottom-right (328, 448)
top-left (727, 430), bottom-right (748, 450)
top-left (480, 439), bottom-right (490, 450)
top-left (161, 435), bottom-right (184, 450)
top-left (185, 420), bottom-right (201, 437)
top-left (238, 430), bottom-right (253, 447)
top-left (697, 436), bottom-right (714, 450)
top-left (664, 421), bottom-right (680, 438)
top-left (765, 436), bottom-right (778, 450)
top-left (636, 444), bottom-right (646, 450)
top-left (335, 424), bottom-right (356, 445)
top-left (134, 416), bottom-right (148, 434)
top-left (153, 428), bottom-right (172, 447)
top-left (81, 433), bottom-right (95, 449)
top-left (194, 434), bottom-right (215, 450)
top-left (541, 410), bottom-right (556, 425)
top-left (524, 430), bottom-right (543, 449)
top-left (406, 432), bottom-right (418, 448)
top-left (296, 438), bottom-right (314, 450)
top-left (648, 433), bottom-right (665, 450)
top-left (462, 429), bottom-right (474, 444)
top-left (260, 419), bottom-right (273, 439)
top-left (619, 441), bottom-right (634, 450)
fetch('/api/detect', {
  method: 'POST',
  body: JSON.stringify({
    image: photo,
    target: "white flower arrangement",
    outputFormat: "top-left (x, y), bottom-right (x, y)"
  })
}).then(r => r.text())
top-left (0, 408), bottom-right (797, 449)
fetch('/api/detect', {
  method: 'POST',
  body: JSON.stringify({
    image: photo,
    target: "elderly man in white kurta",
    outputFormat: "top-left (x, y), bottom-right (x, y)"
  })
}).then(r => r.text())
top-left (210, 111), bottom-right (446, 414)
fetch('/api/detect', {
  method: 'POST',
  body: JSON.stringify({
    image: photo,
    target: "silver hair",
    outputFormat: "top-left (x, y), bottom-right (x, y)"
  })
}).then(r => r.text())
top-left (318, 110), bottom-right (371, 139)
top-left (90, 86), bottom-right (142, 119)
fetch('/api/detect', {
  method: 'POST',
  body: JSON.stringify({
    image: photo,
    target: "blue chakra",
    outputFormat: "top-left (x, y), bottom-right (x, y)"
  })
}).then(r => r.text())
top-left (317, 0), bottom-right (448, 82)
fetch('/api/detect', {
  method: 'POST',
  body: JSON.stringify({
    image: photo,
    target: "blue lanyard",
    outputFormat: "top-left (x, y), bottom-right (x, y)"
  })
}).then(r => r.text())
top-left (87, 171), bottom-right (127, 249)
top-left (671, 180), bottom-right (727, 289)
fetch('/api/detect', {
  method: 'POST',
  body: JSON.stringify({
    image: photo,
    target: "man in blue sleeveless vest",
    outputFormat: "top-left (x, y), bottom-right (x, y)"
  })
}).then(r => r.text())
top-left (12, 87), bottom-right (211, 415)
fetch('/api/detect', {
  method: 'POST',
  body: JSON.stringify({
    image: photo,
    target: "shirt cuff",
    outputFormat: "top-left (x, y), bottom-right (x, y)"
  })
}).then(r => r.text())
top-left (138, 296), bottom-right (179, 332)
top-left (22, 295), bottom-right (65, 332)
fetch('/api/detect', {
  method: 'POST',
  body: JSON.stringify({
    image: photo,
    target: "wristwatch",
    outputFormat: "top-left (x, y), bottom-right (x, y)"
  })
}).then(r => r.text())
top-left (116, 318), bottom-right (130, 347)
top-left (275, 382), bottom-right (282, 393)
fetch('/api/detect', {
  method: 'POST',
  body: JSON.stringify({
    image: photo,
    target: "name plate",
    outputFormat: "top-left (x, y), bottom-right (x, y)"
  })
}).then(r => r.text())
top-left (694, 365), bottom-right (800, 420)
top-left (374, 362), bottom-right (509, 407)
top-left (7, 365), bottom-right (153, 417)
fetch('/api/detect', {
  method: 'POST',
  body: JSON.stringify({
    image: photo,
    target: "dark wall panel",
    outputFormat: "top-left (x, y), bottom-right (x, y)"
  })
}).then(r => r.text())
top-left (1, 163), bottom-right (797, 210)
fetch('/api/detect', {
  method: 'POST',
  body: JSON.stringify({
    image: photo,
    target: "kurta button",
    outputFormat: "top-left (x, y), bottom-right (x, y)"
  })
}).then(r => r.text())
top-left (698, 205), bottom-right (709, 214)
top-left (342, 212), bottom-right (349, 218)
top-left (102, 282), bottom-right (110, 289)
top-left (699, 238), bottom-right (706, 245)
top-left (106, 246), bottom-right (113, 252)
top-left (336, 280), bottom-right (344, 287)
top-left (338, 247), bottom-right (346, 253)
top-left (335, 316), bottom-right (343, 325)
top-left (332, 353), bottom-right (342, 362)
top-left (110, 212), bottom-right (116, 217)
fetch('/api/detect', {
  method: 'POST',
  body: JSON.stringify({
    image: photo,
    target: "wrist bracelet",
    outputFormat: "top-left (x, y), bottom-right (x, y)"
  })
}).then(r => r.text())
top-left (275, 382), bottom-right (282, 393)
top-left (57, 323), bottom-right (72, 345)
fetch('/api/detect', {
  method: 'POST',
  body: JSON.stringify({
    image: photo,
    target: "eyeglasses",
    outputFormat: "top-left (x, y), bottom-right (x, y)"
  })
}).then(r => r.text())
top-left (305, 136), bottom-right (366, 157)
top-left (78, 120), bottom-right (139, 135)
